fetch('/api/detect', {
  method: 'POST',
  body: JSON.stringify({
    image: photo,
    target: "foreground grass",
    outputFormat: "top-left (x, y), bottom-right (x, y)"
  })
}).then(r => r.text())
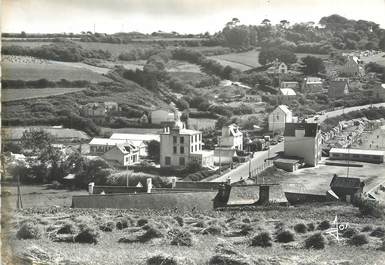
top-left (2, 203), bottom-right (385, 265)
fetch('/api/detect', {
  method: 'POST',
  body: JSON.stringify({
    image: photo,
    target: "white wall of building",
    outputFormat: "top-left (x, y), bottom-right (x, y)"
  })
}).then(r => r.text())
top-left (268, 107), bottom-right (292, 132)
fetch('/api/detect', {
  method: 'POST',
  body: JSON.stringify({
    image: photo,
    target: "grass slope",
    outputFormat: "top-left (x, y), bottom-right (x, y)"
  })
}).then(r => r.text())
top-left (2, 88), bottom-right (87, 102)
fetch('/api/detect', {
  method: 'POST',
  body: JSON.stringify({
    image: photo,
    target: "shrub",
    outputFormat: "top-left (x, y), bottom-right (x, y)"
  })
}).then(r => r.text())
top-left (307, 223), bottom-right (315, 231)
top-left (341, 227), bottom-right (358, 238)
top-left (349, 234), bottom-right (369, 246)
top-left (201, 225), bottom-right (222, 235)
top-left (276, 230), bottom-right (295, 243)
top-left (174, 216), bottom-right (184, 227)
top-left (57, 223), bottom-right (77, 234)
top-left (361, 225), bottom-right (373, 232)
top-left (137, 228), bottom-right (163, 243)
top-left (208, 254), bottom-right (255, 265)
top-left (317, 220), bottom-right (331, 230)
top-left (305, 233), bottom-right (326, 249)
top-left (116, 217), bottom-right (133, 230)
top-left (239, 224), bottom-right (254, 236)
top-left (358, 199), bottom-right (384, 218)
top-left (294, 223), bottom-right (307, 234)
top-left (16, 223), bottom-right (42, 239)
top-left (99, 221), bottom-right (115, 232)
top-left (137, 218), bottom-right (149, 227)
top-left (215, 241), bottom-right (239, 255)
top-left (192, 221), bottom-right (206, 228)
top-left (250, 232), bottom-right (272, 247)
top-left (242, 218), bottom-right (251, 224)
top-left (74, 227), bottom-right (99, 244)
top-left (146, 253), bottom-right (196, 265)
top-left (370, 227), bottom-right (385, 238)
top-left (170, 229), bottom-right (194, 247)
top-left (274, 222), bottom-right (286, 232)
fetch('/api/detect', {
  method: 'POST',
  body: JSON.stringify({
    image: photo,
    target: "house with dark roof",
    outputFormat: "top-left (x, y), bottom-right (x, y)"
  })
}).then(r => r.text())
top-left (328, 80), bottom-right (349, 98)
top-left (284, 123), bottom-right (322, 166)
top-left (329, 175), bottom-right (364, 203)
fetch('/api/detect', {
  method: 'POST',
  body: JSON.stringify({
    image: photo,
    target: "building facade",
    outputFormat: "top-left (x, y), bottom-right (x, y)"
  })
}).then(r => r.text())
top-left (102, 143), bottom-right (140, 166)
top-left (302, 77), bottom-right (324, 94)
top-left (340, 56), bottom-right (364, 76)
top-left (268, 105), bottom-right (293, 133)
top-left (160, 126), bottom-right (213, 169)
top-left (284, 123), bottom-right (322, 166)
top-left (220, 124), bottom-right (243, 150)
top-left (329, 148), bottom-right (385, 163)
top-left (328, 80), bottom-right (349, 98)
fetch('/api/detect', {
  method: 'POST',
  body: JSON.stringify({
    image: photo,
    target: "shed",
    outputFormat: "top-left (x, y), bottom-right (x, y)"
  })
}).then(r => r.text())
top-left (329, 175), bottom-right (364, 203)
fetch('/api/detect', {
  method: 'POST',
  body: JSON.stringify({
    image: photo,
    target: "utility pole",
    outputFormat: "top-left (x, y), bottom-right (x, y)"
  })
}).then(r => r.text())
top-left (17, 174), bottom-right (23, 209)
top-left (218, 136), bottom-right (221, 175)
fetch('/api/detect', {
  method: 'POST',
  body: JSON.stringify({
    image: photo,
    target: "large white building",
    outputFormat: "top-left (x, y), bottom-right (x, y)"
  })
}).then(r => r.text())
top-left (268, 105), bottom-right (293, 133)
top-left (160, 126), bottom-right (214, 169)
top-left (284, 123), bottom-right (322, 166)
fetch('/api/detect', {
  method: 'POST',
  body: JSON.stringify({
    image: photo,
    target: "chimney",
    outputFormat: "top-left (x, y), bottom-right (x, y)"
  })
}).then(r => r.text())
top-left (88, 182), bottom-right (95, 194)
top-left (171, 177), bottom-right (177, 189)
top-left (146, 178), bottom-right (152, 193)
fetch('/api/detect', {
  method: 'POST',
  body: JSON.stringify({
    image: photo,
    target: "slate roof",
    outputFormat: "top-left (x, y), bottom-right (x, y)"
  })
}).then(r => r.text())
top-left (284, 123), bottom-right (320, 137)
top-left (330, 175), bottom-right (362, 189)
top-left (329, 80), bottom-right (347, 89)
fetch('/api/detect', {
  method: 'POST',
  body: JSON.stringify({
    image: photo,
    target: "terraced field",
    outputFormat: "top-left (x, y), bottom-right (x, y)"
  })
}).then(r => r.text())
top-left (2, 87), bottom-right (86, 102)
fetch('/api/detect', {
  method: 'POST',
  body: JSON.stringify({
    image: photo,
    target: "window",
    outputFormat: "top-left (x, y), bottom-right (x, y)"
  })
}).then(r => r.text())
top-left (352, 154), bottom-right (359, 158)
top-left (180, 146), bottom-right (184, 154)
top-left (195, 145), bottom-right (197, 151)
top-left (180, 136), bottom-right (184, 144)
top-left (165, 156), bottom-right (171, 165)
top-left (195, 135), bottom-right (197, 142)
top-left (191, 136), bottom-right (193, 143)
top-left (173, 146), bottom-right (177, 154)
top-left (126, 157), bottom-right (129, 162)
top-left (179, 157), bottom-right (185, 166)
top-left (191, 146), bottom-right (193, 152)
top-left (173, 136), bottom-right (177, 144)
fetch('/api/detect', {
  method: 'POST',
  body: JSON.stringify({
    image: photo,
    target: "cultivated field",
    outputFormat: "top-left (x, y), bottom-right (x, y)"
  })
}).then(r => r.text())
top-left (1, 41), bottom-right (53, 48)
top-left (1, 191), bottom-right (384, 265)
top-left (2, 88), bottom-right (87, 102)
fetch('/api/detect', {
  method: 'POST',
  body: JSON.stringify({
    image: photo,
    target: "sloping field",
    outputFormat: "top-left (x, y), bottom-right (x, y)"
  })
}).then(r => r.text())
top-left (2, 126), bottom-right (90, 141)
top-left (1, 88), bottom-right (86, 102)
top-left (360, 52), bottom-right (385, 66)
top-left (2, 61), bottom-right (111, 82)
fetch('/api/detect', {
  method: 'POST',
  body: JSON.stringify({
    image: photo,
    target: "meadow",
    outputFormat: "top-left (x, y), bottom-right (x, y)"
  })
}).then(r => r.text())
top-left (2, 88), bottom-right (87, 102)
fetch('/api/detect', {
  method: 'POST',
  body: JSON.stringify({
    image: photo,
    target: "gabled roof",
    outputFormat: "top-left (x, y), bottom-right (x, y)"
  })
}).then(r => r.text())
top-left (284, 123), bottom-right (320, 137)
top-left (280, 88), bottom-right (296, 96)
top-left (330, 175), bottom-right (362, 189)
top-left (276, 105), bottom-right (291, 115)
top-left (228, 124), bottom-right (242, 137)
top-left (115, 143), bottom-right (138, 154)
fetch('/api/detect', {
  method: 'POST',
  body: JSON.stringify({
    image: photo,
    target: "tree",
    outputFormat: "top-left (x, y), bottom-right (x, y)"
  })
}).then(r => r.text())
top-left (258, 47), bottom-right (297, 65)
top-left (147, 140), bottom-right (160, 163)
top-left (21, 129), bottom-right (54, 155)
top-left (175, 98), bottom-right (189, 111)
top-left (261, 19), bottom-right (271, 26)
top-left (300, 56), bottom-right (325, 75)
top-left (20, 31), bottom-right (27, 38)
top-left (280, 20), bottom-right (290, 28)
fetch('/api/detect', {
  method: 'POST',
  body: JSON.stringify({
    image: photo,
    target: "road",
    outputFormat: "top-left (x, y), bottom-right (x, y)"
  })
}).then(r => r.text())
top-left (306, 102), bottom-right (385, 123)
top-left (209, 142), bottom-right (284, 183)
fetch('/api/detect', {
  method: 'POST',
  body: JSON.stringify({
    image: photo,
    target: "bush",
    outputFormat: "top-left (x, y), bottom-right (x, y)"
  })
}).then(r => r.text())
top-left (146, 253), bottom-right (196, 265)
top-left (307, 223), bottom-right (315, 231)
top-left (74, 227), bottom-right (99, 244)
top-left (57, 223), bottom-right (77, 234)
top-left (370, 227), bottom-right (385, 238)
top-left (215, 241), bottom-right (239, 255)
top-left (294, 223), bottom-right (307, 234)
top-left (341, 227), bottom-right (358, 238)
top-left (137, 227), bottom-right (164, 243)
top-left (317, 220), bottom-right (331, 230)
top-left (304, 233), bottom-right (326, 249)
top-left (99, 221), bottom-right (115, 232)
top-left (250, 232), bottom-right (272, 247)
top-left (137, 218), bottom-right (149, 227)
top-left (116, 218), bottom-right (129, 230)
top-left (174, 216), bottom-right (184, 227)
top-left (358, 199), bottom-right (384, 218)
top-left (170, 229), bottom-right (194, 247)
top-left (276, 230), bottom-right (295, 243)
top-left (239, 224), bottom-right (254, 236)
top-left (349, 234), bottom-right (369, 246)
top-left (16, 223), bottom-right (42, 239)
top-left (208, 254), bottom-right (255, 265)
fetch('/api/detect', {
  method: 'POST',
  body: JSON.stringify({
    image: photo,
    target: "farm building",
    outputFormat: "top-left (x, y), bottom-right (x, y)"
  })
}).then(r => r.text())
top-left (267, 60), bottom-right (288, 74)
top-left (243, 91), bottom-right (262, 102)
top-left (340, 56), bottom-right (364, 76)
top-left (89, 138), bottom-right (131, 155)
top-left (329, 148), bottom-right (385, 163)
top-left (329, 175), bottom-right (364, 203)
top-left (278, 88), bottom-right (296, 104)
top-left (268, 105), bottom-right (293, 133)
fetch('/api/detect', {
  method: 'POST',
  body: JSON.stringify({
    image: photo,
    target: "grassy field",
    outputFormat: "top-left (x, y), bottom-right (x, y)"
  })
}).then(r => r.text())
top-left (1, 184), bottom-right (384, 265)
top-left (2, 61), bottom-right (111, 82)
top-left (2, 88), bottom-right (87, 102)
top-left (360, 52), bottom-right (385, 66)
top-left (1, 41), bottom-right (53, 48)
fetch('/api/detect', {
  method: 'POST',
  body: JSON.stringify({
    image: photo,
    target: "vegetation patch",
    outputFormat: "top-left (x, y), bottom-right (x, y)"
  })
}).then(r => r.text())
top-left (146, 253), bottom-right (196, 265)
top-left (16, 222), bottom-right (42, 240)
top-left (304, 233), bottom-right (326, 250)
top-left (169, 229), bottom-right (194, 247)
top-left (294, 223), bottom-right (308, 234)
top-left (276, 230), bottom-right (295, 243)
top-left (250, 231), bottom-right (272, 247)
top-left (349, 234), bottom-right (369, 246)
top-left (370, 227), bottom-right (385, 238)
top-left (74, 226), bottom-right (99, 244)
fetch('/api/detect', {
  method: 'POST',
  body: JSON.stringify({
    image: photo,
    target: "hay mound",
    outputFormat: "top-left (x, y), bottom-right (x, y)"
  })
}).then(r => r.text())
top-left (170, 229), bottom-right (194, 247)
top-left (250, 232), bottom-right (272, 247)
top-left (349, 234), bottom-right (369, 246)
top-left (317, 220), bottom-right (331, 230)
top-left (341, 227), bottom-right (358, 238)
top-left (137, 227), bottom-right (164, 243)
top-left (146, 253), bottom-right (196, 265)
top-left (174, 216), bottom-right (184, 227)
top-left (294, 223), bottom-right (307, 233)
top-left (74, 227), bottom-right (99, 244)
top-left (57, 223), bottom-right (77, 234)
top-left (208, 254), bottom-right (256, 265)
top-left (16, 222), bottom-right (42, 240)
top-left (99, 221), bottom-right (115, 232)
top-left (137, 218), bottom-right (149, 227)
top-left (361, 225), bottom-right (373, 232)
top-left (19, 245), bottom-right (51, 264)
top-left (304, 233), bottom-right (325, 249)
top-left (276, 230), bottom-right (295, 243)
top-left (215, 241), bottom-right (239, 256)
top-left (370, 227), bottom-right (385, 238)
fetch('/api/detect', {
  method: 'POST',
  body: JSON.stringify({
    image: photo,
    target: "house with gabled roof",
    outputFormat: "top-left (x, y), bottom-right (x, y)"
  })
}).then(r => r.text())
top-left (329, 175), bottom-right (364, 203)
top-left (328, 80), bottom-right (349, 98)
top-left (103, 143), bottom-right (140, 166)
top-left (340, 55), bottom-right (364, 76)
top-left (268, 105), bottom-right (293, 133)
top-left (284, 123), bottom-right (322, 166)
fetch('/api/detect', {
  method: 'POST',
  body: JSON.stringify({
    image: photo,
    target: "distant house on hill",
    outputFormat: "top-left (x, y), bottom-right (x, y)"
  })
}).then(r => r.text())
top-left (284, 123), bottom-right (322, 166)
top-left (151, 109), bottom-right (178, 125)
top-left (328, 80), bottom-right (349, 98)
top-left (302, 77), bottom-right (323, 94)
top-left (81, 102), bottom-right (118, 123)
top-left (268, 105), bottom-right (293, 133)
top-left (280, 81), bottom-right (299, 90)
top-left (243, 90), bottom-right (262, 102)
top-left (267, 60), bottom-right (288, 74)
top-left (340, 55), bottom-right (364, 76)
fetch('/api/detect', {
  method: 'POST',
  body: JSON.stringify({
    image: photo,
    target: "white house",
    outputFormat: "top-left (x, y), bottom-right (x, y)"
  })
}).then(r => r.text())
top-left (102, 143), bottom-right (140, 166)
top-left (109, 133), bottom-right (160, 157)
top-left (268, 105), bottom-right (293, 133)
top-left (340, 56), bottom-right (364, 76)
top-left (160, 126), bottom-right (214, 169)
top-left (89, 138), bottom-right (129, 155)
top-left (280, 81), bottom-right (299, 90)
top-left (150, 109), bottom-right (177, 125)
top-left (284, 123), bottom-right (322, 166)
top-left (267, 60), bottom-right (288, 74)
top-left (220, 124), bottom-right (243, 150)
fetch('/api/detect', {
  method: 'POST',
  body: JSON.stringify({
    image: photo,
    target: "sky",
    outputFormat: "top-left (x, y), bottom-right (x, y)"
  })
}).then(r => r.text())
top-left (2, 0), bottom-right (385, 34)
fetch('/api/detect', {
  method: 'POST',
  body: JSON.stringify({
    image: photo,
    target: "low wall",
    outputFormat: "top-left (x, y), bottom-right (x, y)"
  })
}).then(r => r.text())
top-left (284, 192), bottom-right (329, 205)
top-left (93, 186), bottom-right (145, 194)
top-left (174, 181), bottom-right (224, 190)
top-left (72, 191), bottom-right (217, 211)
